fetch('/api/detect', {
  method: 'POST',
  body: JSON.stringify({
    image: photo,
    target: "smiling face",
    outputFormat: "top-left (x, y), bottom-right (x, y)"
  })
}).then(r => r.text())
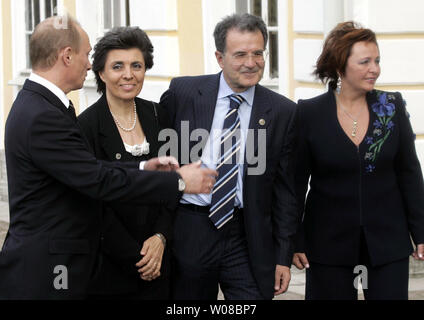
top-left (341, 41), bottom-right (381, 94)
top-left (216, 29), bottom-right (265, 93)
top-left (99, 48), bottom-right (145, 102)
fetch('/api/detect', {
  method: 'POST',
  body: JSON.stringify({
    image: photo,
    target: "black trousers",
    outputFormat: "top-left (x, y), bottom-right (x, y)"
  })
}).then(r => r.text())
top-left (87, 276), bottom-right (170, 300)
top-left (305, 231), bottom-right (409, 300)
top-left (171, 204), bottom-right (264, 300)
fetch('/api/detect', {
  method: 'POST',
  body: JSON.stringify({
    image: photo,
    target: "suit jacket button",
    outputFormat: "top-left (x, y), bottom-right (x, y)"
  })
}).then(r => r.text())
top-left (115, 153), bottom-right (121, 160)
top-left (259, 119), bottom-right (266, 126)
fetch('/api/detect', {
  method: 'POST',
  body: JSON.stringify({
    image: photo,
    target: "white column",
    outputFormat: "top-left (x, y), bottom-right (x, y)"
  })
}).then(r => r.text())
top-left (201, 0), bottom-right (236, 74)
top-left (278, 0), bottom-right (289, 96)
top-left (343, 0), bottom-right (369, 26)
top-left (323, 0), bottom-right (345, 35)
top-left (129, 0), bottom-right (177, 30)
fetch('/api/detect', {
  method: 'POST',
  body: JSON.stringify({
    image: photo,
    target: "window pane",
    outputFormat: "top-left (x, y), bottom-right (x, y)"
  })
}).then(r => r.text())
top-left (268, 0), bottom-right (277, 26)
top-left (46, 0), bottom-right (57, 17)
top-left (251, 0), bottom-right (261, 17)
top-left (26, 0), bottom-right (33, 31)
top-left (34, 0), bottom-right (40, 26)
top-left (125, 0), bottom-right (130, 26)
top-left (45, 0), bottom-right (51, 17)
top-left (113, 0), bottom-right (121, 27)
top-left (26, 34), bottom-right (32, 68)
top-left (269, 31), bottom-right (278, 78)
top-left (104, 0), bottom-right (112, 29)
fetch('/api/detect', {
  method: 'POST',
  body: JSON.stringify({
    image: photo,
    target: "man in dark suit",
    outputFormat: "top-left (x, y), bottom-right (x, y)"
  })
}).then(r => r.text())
top-left (160, 13), bottom-right (298, 300)
top-left (0, 15), bottom-right (216, 299)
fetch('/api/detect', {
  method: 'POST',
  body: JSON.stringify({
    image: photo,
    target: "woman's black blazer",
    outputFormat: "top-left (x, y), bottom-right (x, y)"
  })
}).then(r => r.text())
top-left (295, 89), bottom-right (424, 267)
top-left (78, 94), bottom-right (172, 295)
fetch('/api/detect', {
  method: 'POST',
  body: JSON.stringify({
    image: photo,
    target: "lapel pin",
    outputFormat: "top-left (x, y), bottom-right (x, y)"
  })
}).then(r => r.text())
top-left (116, 153), bottom-right (121, 160)
top-left (259, 119), bottom-right (266, 126)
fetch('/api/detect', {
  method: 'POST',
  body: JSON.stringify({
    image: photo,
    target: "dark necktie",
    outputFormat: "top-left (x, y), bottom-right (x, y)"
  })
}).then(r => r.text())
top-left (209, 94), bottom-right (244, 229)
top-left (67, 100), bottom-right (77, 123)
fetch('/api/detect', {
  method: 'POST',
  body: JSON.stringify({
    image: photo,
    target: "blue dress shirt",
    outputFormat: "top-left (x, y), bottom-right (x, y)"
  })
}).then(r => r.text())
top-left (181, 73), bottom-right (255, 208)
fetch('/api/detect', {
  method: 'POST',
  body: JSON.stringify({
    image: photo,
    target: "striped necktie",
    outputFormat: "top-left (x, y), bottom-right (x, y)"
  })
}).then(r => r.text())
top-left (209, 94), bottom-right (244, 229)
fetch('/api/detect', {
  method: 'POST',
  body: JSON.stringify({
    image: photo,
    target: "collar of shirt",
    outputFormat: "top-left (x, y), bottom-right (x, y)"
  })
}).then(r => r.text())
top-left (29, 72), bottom-right (70, 108)
top-left (217, 72), bottom-right (255, 107)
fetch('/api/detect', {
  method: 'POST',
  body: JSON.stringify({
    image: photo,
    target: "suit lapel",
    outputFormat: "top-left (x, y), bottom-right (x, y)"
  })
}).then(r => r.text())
top-left (195, 73), bottom-right (221, 133)
top-left (245, 84), bottom-right (272, 166)
top-left (97, 95), bottom-right (129, 161)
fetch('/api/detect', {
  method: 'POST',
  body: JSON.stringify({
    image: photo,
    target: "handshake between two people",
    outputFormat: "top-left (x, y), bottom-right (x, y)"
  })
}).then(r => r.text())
top-left (144, 156), bottom-right (218, 194)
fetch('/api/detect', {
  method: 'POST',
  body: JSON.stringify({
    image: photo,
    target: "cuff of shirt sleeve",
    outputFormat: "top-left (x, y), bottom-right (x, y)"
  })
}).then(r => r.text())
top-left (139, 161), bottom-right (146, 170)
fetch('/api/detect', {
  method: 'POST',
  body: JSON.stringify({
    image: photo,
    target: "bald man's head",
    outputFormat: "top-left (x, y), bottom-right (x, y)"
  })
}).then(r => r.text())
top-left (30, 15), bottom-right (82, 71)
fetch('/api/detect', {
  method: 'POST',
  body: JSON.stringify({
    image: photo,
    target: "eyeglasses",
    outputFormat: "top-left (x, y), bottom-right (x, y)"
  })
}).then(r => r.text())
top-left (223, 51), bottom-right (267, 66)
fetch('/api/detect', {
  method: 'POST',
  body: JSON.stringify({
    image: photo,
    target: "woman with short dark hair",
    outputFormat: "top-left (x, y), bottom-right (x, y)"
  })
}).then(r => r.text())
top-left (78, 26), bottom-right (172, 299)
top-left (293, 21), bottom-right (424, 300)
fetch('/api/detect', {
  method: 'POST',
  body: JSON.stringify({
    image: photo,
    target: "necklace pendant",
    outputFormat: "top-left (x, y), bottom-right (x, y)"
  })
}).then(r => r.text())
top-left (352, 121), bottom-right (358, 137)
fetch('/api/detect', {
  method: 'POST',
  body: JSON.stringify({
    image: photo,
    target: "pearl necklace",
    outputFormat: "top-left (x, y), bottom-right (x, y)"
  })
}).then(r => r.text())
top-left (110, 101), bottom-right (137, 132)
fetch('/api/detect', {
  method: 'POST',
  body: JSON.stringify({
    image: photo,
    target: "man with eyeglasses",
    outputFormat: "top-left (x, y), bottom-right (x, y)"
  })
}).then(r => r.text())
top-left (160, 13), bottom-right (299, 300)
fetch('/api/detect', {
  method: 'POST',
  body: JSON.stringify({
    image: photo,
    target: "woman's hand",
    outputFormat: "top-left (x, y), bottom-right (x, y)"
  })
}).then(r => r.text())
top-left (135, 235), bottom-right (165, 281)
top-left (145, 156), bottom-right (179, 171)
top-left (292, 252), bottom-right (310, 270)
top-left (412, 244), bottom-right (424, 261)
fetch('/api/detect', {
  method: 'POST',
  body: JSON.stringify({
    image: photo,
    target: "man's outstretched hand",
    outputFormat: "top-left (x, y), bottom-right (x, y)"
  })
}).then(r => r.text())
top-left (177, 161), bottom-right (218, 194)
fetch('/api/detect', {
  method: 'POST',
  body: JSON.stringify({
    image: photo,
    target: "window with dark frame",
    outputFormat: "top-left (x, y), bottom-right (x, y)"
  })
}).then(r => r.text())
top-left (236, 0), bottom-right (279, 80)
top-left (103, 0), bottom-right (130, 33)
top-left (25, 0), bottom-right (57, 68)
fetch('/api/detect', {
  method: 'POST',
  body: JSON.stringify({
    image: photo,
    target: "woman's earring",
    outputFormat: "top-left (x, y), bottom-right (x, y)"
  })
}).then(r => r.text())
top-left (336, 77), bottom-right (342, 95)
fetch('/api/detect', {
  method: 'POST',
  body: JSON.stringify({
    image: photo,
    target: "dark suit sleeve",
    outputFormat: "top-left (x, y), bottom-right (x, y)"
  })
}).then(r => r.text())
top-left (29, 107), bottom-right (181, 206)
top-left (100, 205), bottom-right (141, 275)
top-left (272, 105), bottom-right (300, 266)
top-left (394, 93), bottom-right (424, 245)
top-left (152, 102), bottom-right (174, 241)
top-left (150, 207), bottom-right (172, 242)
top-left (293, 101), bottom-right (312, 253)
top-left (99, 159), bottom-right (140, 170)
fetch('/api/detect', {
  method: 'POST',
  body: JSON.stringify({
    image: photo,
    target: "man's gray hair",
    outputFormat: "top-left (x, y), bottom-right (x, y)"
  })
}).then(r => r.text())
top-left (213, 13), bottom-right (268, 53)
